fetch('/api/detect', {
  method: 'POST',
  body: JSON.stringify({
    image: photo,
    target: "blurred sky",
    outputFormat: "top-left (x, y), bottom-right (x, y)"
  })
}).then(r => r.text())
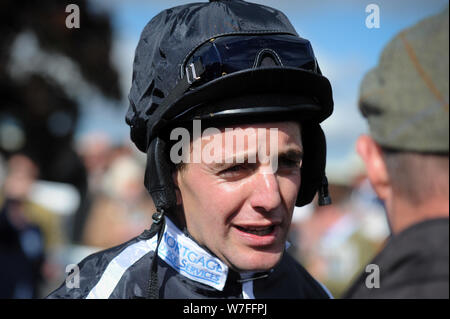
top-left (76, 0), bottom-right (449, 182)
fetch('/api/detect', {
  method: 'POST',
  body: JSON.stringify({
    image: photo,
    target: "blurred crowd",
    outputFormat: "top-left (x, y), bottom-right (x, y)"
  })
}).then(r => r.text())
top-left (0, 0), bottom-right (128, 298)
top-left (0, 134), bottom-right (155, 298)
top-left (0, 133), bottom-right (388, 298)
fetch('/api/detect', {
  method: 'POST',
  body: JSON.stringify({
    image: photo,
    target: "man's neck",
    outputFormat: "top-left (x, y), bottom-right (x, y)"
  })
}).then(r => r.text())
top-left (388, 196), bottom-right (449, 235)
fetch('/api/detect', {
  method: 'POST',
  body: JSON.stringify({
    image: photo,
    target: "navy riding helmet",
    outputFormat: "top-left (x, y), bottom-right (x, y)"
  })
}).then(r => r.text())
top-left (126, 0), bottom-right (334, 219)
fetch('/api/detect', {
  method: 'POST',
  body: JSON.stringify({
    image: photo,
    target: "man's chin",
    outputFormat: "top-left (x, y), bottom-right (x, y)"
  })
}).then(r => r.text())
top-left (229, 249), bottom-right (284, 273)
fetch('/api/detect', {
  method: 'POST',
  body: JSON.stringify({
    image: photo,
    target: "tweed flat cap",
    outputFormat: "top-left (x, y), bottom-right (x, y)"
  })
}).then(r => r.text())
top-left (359, 7), bottom-right (449, 153)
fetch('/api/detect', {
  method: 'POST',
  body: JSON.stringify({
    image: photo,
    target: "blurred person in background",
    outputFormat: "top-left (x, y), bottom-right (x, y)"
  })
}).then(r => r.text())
top-left (344, 7), bottom-right (449, 298)
top-left (74, 134), bottom-right (154, 248)
top-left (81, 150), bottom-right (154, 248)
top-left (73, 132), bottom-right (113, 246)
top-left (0, 154), bottom-right (45, 298)
top-left (76, 133), bottom-right (112, 196)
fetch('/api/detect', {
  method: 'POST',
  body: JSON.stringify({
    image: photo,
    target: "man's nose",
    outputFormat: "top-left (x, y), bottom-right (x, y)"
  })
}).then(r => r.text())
top-left (249, 171), bottom-right (282, 213)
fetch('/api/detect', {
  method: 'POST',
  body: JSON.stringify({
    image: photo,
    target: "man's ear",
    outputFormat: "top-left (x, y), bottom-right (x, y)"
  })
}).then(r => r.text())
top-left (172, 169), bottom-right (183, 206)
top-left (356, 135), bottom-right (391, 201)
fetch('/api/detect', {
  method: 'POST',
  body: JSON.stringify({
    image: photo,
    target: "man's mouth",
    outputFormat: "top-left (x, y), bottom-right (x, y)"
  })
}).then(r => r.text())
top-left (235, 225), bottom-right (275, 236)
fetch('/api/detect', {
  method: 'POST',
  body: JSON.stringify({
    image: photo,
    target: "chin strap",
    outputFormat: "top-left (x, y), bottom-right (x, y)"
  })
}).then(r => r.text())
top-left (147, 208), bottom-right (166, 299)
top-left (318, 176), bottom-right (332, 206)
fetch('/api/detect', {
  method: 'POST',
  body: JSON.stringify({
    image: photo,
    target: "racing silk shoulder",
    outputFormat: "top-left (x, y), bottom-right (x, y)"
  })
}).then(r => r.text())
top-left (46, 227), bottom-right (158, 299)
top-left (46, 217), bottom-right (228, 298)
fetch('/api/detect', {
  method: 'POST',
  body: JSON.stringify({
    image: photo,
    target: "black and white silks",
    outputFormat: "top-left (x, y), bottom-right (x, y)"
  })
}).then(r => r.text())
top-left (47, 217), bottom-right (332, 299)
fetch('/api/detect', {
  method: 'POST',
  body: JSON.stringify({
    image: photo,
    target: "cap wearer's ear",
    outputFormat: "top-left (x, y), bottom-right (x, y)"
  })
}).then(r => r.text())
top-left (356, 135), bottom-right (391, 201)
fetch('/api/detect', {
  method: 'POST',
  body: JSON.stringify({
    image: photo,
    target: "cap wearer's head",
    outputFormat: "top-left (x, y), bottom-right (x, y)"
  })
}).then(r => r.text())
top-left (359, 7), bottom-right (449, 153)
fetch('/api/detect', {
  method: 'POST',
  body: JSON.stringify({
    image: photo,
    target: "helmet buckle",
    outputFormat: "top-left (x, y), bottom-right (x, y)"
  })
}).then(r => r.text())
top-left (186, 61), bottom-right (202, 84)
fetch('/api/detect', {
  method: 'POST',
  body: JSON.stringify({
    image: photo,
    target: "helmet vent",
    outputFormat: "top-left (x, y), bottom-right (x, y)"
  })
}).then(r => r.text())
top-left (146, 103), bottom-right (159, 116)
top-left (253, 48), bottom-right (283, 68)
top-left (153, 88), bottom-right (165, 99)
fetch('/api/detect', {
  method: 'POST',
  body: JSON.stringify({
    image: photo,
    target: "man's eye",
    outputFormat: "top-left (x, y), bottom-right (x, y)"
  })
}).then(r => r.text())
top-left (219, 164), bottom-right (252, 179)
top-left (221, 165), bottom-right (245, 174)
top-left (278, 158), bottom-right (302, 169)
top-left (224, 165), bottom-right (243, 172)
